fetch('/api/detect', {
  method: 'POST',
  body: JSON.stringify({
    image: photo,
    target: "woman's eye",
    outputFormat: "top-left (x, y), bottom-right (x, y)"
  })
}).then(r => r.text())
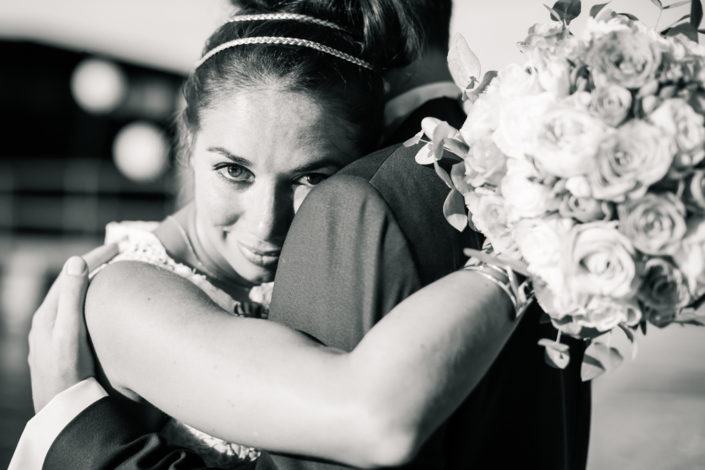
top-left (217, 164), bottom-right (254, 183)
top-left (298, 173), bottom-right (329, 186)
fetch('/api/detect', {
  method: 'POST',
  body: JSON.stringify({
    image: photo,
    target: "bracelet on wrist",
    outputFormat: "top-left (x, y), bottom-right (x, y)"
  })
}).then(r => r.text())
top-left (462, 255), bottom-right (534, 320)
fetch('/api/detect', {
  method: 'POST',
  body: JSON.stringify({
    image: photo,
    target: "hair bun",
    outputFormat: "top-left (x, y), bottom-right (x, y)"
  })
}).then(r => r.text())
top-left (230, 0), bottom-right (427, 70)
top-left (231, 0), bottom-right (282, 11)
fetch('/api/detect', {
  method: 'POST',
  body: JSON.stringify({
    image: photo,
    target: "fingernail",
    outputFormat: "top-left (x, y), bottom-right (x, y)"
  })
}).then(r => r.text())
top-left (65, 256), bottom-right (87, 276)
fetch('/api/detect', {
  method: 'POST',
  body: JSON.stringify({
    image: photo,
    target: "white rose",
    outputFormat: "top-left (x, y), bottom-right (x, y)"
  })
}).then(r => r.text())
top-left (565, 176), bottom-right (592, 198)
top-left (588, 120), bottom-right (675, 201)
top-left (537, 59), bottom-right (571, 97)
top-left (617, 193), bottom-right (687, 255)
top-left (683, 170), bottom-right (705, 213)
top-left (513, 216), bottom-right (574, 291)
top-left (590, 85), bottom-right (632, 127)
top-left (525, 99), bottom-right (610, 178)
top-left (581, 296), bottom-right (642, 332)
top-left (583, 16), bottom-right (631, 39)
top-left (521, 21), bottom-right (583, 65)
top-left (500, 159), bottom-right (559, 220)
top-left (559, 194), bottom-right (613, 223)
top-left (638, 257), bottom-right (692, 320)
top-left (585, 27), bottom-right (661, 89)
top-left (460, 88), bottom-right (501, 141)
top-left (492, 92), bottom-right (556, 160)
top-left (464, 137), bottom-right (507, 187)
top-left (567, 222), bottom-right (641, 299)
top-left (650, 98), bottom-right (705, 173)
top-left (672, 216), bottom-right (705, 298)
top-left (464, 191), bottom-right (517, 256)
top-left (495, 63), bottom-right (544, 101)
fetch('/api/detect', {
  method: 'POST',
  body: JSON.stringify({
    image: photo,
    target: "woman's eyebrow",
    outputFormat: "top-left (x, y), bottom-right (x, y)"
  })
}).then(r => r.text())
top-left (207, 147), bottom-right (253, 167)
top-left (294, 157), bottom-right (344, 173)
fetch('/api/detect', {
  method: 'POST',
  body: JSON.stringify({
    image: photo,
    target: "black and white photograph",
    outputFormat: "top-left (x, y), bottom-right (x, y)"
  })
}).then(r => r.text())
top-left (1, 1), bottom-right (704, 469)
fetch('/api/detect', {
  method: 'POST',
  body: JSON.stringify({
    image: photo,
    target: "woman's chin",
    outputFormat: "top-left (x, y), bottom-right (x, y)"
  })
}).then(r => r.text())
top-left (236, 263), bottom-right (277, 285)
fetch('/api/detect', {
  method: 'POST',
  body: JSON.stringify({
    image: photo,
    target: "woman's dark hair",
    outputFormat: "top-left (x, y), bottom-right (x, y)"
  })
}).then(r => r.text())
top-left (178, 6), bottom-right (389, 166)
top-left (233, 0), bottom-right (454, 62)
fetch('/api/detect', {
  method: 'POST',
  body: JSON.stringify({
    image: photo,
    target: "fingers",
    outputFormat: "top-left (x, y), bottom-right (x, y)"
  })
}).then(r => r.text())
top-left (82, 243), bottom-right (119, 272)
top-left (55, 256), bottom-right (90, 337)
top-left (32, 275), bottom-right (61, 328)
top-left (31, 243), bottom-right (116, 330)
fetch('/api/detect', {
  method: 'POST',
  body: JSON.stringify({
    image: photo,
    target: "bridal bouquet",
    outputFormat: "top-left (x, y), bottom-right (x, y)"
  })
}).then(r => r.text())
top-left (411, 0), bottom-right (705, 379)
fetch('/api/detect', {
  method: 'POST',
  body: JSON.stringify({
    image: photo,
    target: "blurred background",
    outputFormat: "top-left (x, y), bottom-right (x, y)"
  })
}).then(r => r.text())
top-left (0, 0), bottom-right (703, 468)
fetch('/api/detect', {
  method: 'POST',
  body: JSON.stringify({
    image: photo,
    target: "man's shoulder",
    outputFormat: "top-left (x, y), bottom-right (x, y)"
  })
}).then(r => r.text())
top-left (336, 142), bottom-right (418, 182)
top-left (312, 143), bottom-right (476, 285)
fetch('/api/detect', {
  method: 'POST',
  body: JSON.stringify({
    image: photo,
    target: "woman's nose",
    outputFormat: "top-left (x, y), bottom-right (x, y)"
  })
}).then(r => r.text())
top-left (245, 183), bottom-right (293, 242)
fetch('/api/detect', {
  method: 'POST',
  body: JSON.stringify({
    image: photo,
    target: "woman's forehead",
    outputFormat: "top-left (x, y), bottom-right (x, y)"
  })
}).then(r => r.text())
top-left (196, 88), bottom-right (356, 168)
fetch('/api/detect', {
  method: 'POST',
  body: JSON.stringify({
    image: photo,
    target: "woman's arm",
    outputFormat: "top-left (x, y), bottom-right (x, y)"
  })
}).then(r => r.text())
top-left (86, 260), bottom-right (517, 468)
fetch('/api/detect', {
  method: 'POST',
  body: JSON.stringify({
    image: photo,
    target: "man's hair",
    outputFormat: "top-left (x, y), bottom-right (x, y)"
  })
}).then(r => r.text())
top-left (230, 0), bottom-right (453, 67)
top-left (413, 0), bottom-right (452, 52)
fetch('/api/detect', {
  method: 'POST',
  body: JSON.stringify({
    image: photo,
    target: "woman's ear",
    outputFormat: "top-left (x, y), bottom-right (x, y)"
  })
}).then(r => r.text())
top-left (174, 129), bottom-right (195, 169)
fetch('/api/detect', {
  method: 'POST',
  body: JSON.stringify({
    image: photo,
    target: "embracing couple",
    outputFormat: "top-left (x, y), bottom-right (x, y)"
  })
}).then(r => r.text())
top-left (11, 0), bottom-right (590, 468)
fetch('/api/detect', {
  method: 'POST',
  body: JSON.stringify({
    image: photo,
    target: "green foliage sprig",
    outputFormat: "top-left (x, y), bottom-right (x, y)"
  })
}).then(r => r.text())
top-left (547, 0), bottom-right (705, 42)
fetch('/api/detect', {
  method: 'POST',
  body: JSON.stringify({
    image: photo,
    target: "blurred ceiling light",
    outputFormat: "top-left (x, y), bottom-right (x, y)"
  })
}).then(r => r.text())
top-left (112, 121), bottom-right (169, 183)
top-left (70, 58), bottom-right (128, 114)
top-left (123, 78), bottom-right (175, 120)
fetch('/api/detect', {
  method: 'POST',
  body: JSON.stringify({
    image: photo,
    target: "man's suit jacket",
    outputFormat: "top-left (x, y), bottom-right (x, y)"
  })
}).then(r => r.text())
top-left (42, 97), bottom-right (590, 469)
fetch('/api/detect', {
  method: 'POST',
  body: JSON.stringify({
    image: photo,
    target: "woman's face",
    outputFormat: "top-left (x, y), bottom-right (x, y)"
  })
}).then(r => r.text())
top-left (190, 88), bottom-right (359, 285)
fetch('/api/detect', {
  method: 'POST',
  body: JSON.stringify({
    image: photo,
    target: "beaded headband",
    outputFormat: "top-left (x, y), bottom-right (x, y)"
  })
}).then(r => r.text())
top-left (195, 13), bottom-right (373, 70)
top-left (224, 13), bottom-right (347, 32)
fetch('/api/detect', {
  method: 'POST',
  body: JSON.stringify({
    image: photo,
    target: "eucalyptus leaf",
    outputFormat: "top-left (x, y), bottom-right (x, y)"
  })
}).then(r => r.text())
top-left (544, 4), bottom-right (563, 21)
top-left (589, 2), bottom-right (610, 17)
top-left (537, 338), bottom-right (571, 352)
top-left (580, 352), bottom-right (607, 381)
top-left (447, 34), bottom-right (481, 90)
top-left (414, 143), bottom-right (435, 165)
top-left (674, 307), bottom-right (705, 325)
top-left (545, 347), bottom-right (571, 369)
top-left (444, 137), bottom-right (470, 159)
top-left (550, 0), bottom-right (582, 24)
top-left (538, 338), bottom-right (571, 369)
top-left (649, 0), bottom-right (663, 8)
top-left (431, 120), bottom-right (456, 161)
top-left (450, 161), bottom-right (471, 194)
top-left (691, 0), bottom-right (703, 27)
top-left (465, 70), bottom-right (499, 104)
top-left (667, 21), bottom-right (699, 42)
top-left (421, 116), bottom-right (441, 139)
top-left (443, 190), bottom-right (469, 232)
top-left (618, 324), bottom-right (637, 344)
top-left (581, 340), bottom-right (624, 381)
top-left (663, 0), bottom-right (690, 9)
top-left (663, 12), bottom-right (692, 30)
top-left (595, 5), bottom-right (617, 20)
top-left (618, 12), bottom-right (640, 20)
top-left (619, 324), bottom-right (639, 360)
top-left (403, 130), bottom-right (424, 148)
top-left (434, 161), bottom-right (455, 190)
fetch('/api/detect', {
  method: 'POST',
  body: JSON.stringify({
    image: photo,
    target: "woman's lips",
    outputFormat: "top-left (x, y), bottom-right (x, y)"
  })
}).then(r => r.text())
top-left (237, 241), bottom-right (281, 267)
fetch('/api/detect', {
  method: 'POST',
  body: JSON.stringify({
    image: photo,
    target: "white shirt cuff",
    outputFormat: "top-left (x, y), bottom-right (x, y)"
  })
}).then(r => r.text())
top-left (8, 378), bottom-right (108, 470)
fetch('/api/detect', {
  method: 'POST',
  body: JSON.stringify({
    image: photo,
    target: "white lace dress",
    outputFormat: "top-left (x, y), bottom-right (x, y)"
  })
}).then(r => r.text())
top-left (96, 221), bottom-right (273, 469)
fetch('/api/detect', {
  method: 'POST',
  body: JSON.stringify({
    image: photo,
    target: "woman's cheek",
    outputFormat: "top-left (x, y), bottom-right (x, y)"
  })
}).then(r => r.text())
top-left (197, 175), bottom-right (246, 227)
